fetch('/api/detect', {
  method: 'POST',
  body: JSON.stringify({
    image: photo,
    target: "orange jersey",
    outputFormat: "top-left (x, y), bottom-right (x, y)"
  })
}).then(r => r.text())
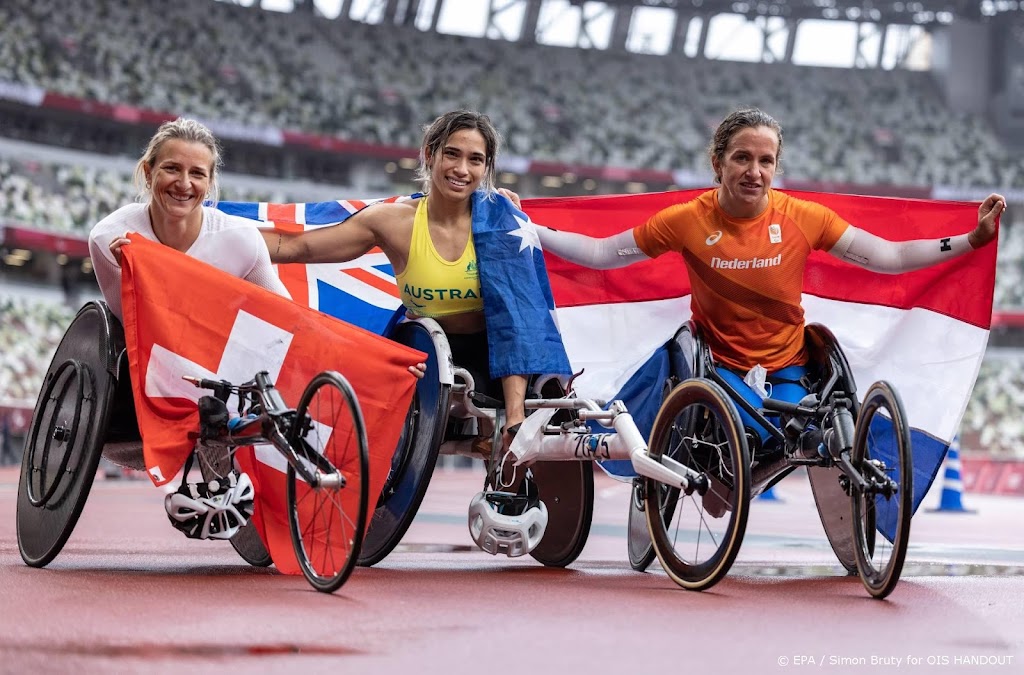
top-left (633, 189), bottom-right (850, 371)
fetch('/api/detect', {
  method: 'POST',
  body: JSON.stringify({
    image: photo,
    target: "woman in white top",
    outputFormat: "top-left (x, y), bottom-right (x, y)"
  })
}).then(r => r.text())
top-left (88, 117), bottom-right (289, 319)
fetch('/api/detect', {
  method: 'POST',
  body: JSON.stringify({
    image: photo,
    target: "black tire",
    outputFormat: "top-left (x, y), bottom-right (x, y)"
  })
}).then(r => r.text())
top-left (850, 381), bottom-right (912, 599)
top-left (196, 444), bottom-right (272, 567)
top-left (627, 477), bottom-right (656, 570)
top-left (645, 378), bottom-right (750, 591)
top-left (628, 376), bottom-right (681, 572)
top-left (358, 320), bottom-right (449, 566)
top-left (17, 303), bottom-right (119, 568)
top-left (287, 371), bottom-right (369, 593)
top-left (528, 460), bottom-right (594, 567)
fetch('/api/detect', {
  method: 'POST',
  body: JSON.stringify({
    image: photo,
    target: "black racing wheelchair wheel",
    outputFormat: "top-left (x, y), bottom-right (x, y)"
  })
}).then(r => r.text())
top-left (17, 302), bottom-right (120, 568)
top-left (627, 475), bottom-right (657, 571)
top-left (528, 376), bottom-right (594, 568)
top-left (287, 370), bottom-right (370, 593)
top-left (850, 381), bottom-right (912, 600)
top-left (358, 320), bottom-right (450, 566)
top-left (645, 378), bottom-right (750, 591)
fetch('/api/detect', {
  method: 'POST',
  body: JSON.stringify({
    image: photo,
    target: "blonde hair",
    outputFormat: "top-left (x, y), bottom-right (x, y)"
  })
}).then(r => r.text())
top-left (133, 118), bottom-right (223, 204)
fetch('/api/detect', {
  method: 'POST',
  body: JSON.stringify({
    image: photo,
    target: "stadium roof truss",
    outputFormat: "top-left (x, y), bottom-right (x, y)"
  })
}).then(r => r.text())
top-left (328, 0), bottom-right (995, 27)
top-left (287, 0), bottom-right (1018, 66)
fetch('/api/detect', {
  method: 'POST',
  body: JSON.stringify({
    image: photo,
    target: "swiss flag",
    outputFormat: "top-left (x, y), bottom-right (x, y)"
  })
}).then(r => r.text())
top-left (120, 235), bottom-right (424, 573)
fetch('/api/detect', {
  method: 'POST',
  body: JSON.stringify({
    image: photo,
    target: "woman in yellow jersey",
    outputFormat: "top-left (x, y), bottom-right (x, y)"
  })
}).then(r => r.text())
top-left (267, 110), bottom-right (529, 451)
top-left (537, 107), bottom-right (1005, 452)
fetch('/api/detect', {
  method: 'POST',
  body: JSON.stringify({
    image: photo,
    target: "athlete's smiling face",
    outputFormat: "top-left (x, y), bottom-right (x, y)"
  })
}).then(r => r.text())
top-left (713, 125), bottom-right (779, 219)
top-left (426, 128), bottom-right (487, 201)
top-left (144, 138), bottom-right (213, 224)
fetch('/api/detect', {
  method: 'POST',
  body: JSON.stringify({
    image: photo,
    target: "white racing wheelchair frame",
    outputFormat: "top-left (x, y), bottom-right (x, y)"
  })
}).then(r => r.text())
top-left (414, 317), bottom-right (753, 591)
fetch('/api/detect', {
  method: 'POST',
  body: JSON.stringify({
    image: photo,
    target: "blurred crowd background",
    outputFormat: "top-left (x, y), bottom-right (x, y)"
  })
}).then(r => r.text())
top-left (1, 0), bottom-right (1023, 461)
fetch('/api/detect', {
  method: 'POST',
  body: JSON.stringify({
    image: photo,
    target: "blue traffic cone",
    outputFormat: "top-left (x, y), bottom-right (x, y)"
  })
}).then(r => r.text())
top-left (758, 485), bottom-right (782, 501)
top-left (930, 437), bottom-right (973, 513)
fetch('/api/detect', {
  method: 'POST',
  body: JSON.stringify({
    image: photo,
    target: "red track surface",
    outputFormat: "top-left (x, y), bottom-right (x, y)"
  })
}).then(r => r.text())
top-left (1, 465), bottom-right (1021, 674)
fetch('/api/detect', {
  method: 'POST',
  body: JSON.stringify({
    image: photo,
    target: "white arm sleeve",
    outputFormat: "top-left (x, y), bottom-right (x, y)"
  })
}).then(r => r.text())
top-left (537, 227), bottom-right (650, 270)
top-left (88, 233), bottom-right (125, 320)
top-left (828, 226), bottom-right (973, 274)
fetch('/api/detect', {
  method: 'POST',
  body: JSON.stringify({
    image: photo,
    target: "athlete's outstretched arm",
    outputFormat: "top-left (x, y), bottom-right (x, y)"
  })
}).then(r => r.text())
top-left (259, 202), bottom-right (409, 265)
top-left (537, 227), bottom-right (650, 270)
top-left (828, 193), bottom-right (1005, 274)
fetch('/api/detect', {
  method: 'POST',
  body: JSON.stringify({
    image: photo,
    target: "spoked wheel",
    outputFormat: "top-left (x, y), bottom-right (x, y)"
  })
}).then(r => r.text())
top-left (197, 444), bottom-right (272, 567)
top-left (849, 381), bottom-right (912, 599)
top-left (645, 379), bottom-right (750, 591)
top-left (359, 320), bottom-right (449, 566)
top-left (287, 371), bottom-right (369, 593)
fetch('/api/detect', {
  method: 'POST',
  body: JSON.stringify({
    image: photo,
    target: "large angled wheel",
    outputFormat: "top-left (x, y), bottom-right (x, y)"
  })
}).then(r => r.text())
top-left (287, 370), bottom-right (369, 593)
top-left (358, 320), bottom-right (450, 566)
top-left (804, 323), bottom-right (860, 574)
top-left (17, 302), bottom-right (120, 567)
top-left (645, 378), bottom-right (750, 591)
top-left (850, 381), bottom-right (912, 599)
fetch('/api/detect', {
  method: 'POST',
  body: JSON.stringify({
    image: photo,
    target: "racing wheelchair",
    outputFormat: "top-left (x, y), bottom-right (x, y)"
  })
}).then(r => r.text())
top-left (358, 316), bottom-right (752, 591)
top-left (16, 301), bottom-right (369, 593)
top-left (626, 321), bottom-right (913, 599)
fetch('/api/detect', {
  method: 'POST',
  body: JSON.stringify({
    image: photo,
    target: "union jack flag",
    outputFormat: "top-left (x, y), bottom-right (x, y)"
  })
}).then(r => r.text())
top-left (218, 197), bottom-right (415, 334)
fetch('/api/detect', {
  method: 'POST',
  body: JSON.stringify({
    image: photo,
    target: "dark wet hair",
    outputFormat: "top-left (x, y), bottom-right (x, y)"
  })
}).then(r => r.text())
top-left (416, 110), bottom-right (501, 194)
top-left (708, 108), bottom-right (783, 183)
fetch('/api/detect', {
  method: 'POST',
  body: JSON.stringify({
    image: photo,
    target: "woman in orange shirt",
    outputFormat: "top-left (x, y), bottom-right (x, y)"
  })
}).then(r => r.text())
top-left (538, 107), bottom-right (1004, 451)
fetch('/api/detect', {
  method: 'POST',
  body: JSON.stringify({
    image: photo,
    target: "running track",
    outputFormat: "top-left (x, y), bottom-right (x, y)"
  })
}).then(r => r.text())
top-left (1, 466), bottom-right (1021, 674)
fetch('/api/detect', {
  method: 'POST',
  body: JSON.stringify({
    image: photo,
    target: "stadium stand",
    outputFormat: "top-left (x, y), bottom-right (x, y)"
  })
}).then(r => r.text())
top-left (1, 0), bottom-right (1023, 190)
top-left (1, 0), bottom-right (1023, 461)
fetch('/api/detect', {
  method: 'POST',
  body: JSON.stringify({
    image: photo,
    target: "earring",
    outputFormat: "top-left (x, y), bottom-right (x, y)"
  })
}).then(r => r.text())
top-left (146, 182), bottom-right (151, 189)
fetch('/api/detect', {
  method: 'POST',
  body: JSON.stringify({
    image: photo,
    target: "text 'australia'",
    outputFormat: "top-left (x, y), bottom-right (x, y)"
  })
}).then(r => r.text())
top-left (403, 285), bottom-right (481, 301)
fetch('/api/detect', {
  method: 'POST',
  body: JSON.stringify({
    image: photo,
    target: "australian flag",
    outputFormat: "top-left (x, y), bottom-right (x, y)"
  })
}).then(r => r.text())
top-left (470, 191), bottom-right (572, 378)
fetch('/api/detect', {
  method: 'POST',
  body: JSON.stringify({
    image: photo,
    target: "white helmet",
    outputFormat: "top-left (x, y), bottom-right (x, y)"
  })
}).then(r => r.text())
top-left (165, 471), bottom-right (255, 541)
top-left (468, 489), bottom-right (548, 558)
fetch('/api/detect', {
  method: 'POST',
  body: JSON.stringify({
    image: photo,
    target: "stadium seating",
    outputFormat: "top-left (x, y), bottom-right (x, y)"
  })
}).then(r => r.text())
top-left (1, 0), bottom-right (1023, 457)
top-left (1, 0), bottom-right (1023, 188)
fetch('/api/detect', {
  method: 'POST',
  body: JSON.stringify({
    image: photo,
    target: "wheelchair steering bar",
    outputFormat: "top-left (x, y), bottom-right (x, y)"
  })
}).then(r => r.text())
top-left (760, 397), bottom-right (817, 417)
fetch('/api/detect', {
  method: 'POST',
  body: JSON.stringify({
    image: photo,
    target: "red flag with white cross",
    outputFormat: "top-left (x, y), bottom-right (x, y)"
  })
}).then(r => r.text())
top-left (119, 234), bottom-right (423, 573)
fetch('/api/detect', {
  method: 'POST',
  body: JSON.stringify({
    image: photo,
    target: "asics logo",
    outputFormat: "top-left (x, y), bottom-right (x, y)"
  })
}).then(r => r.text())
top-left (705, 231), bottom-right (723, 246)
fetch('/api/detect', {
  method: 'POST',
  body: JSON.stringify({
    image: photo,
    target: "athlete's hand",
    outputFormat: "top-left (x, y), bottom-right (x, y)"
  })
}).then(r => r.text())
top-left (409, 362), bottom-right (427, 379)
top-left (498, 188), bottom-right (523, 211)
top-left (109, 231), bottom-right (132, 264)
top-left (971, 193), bottom-right (1005, 249)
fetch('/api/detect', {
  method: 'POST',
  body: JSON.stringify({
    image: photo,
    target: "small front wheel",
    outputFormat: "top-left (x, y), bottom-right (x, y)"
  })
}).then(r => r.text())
top-left (287, 371), bottom-right (369, 593)
top-left (646, 379), bottom-right (750, 591)
top-left (850, 381), bottom-right (912, 599)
